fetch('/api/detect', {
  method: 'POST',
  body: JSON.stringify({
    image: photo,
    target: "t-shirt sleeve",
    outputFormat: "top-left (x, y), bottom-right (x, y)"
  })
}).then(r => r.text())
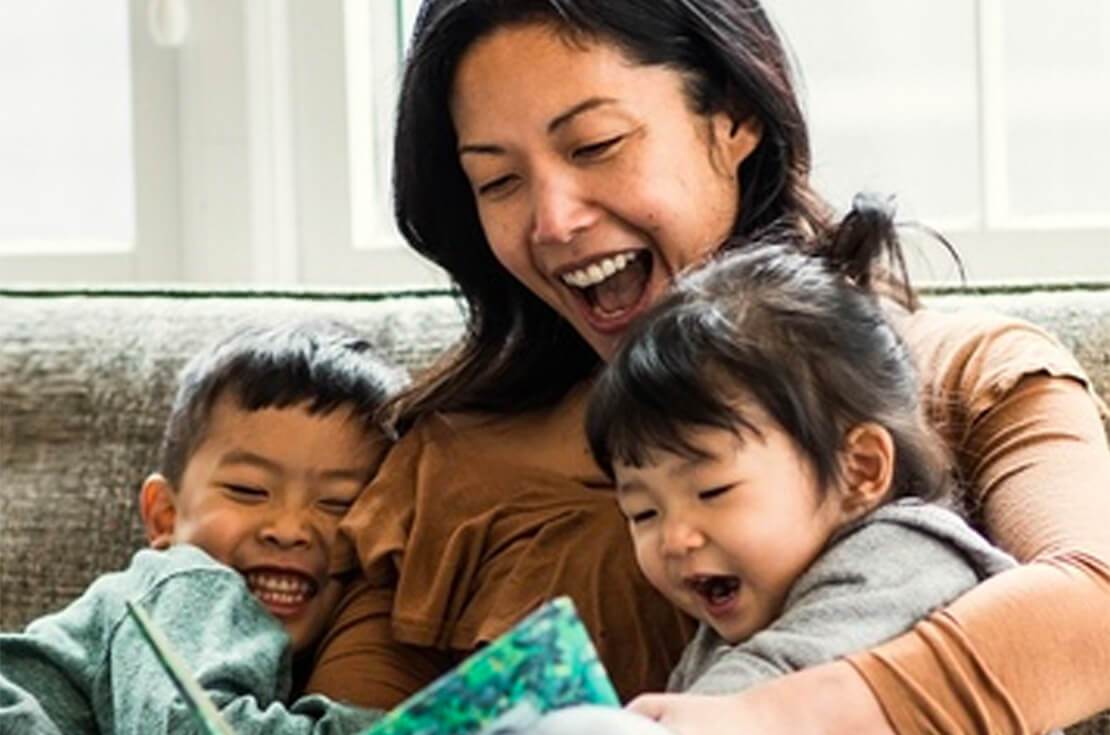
top-left (851, 311), bottom-right (1110, 733)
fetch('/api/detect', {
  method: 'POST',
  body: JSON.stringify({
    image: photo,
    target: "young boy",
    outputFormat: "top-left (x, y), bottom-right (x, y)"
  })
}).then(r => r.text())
top-left (0, 320), bottom-right (405, 734)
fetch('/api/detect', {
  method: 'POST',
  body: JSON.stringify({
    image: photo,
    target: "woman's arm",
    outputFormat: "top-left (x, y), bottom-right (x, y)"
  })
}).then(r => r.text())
top-left (849, 374), bottom-right (1110, 734)
top-left (630, 660), bottom-right (893, 735)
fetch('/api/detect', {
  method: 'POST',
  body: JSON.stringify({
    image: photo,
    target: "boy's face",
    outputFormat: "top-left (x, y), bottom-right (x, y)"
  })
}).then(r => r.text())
top-left (614, 404), bottom-right (849, 645)
top-left (142, 395), bottom-right (378, 655)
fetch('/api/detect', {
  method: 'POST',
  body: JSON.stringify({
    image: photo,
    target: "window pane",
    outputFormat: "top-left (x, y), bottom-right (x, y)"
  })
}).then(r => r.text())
top-left (1003, 0), bottom-right (1110, 222)
top-left (0, 2), bottom-right (135, 252)
top-left (766, 1), bottom-right (981, 225)
top-left (345, 0), bottom-right (404, 249)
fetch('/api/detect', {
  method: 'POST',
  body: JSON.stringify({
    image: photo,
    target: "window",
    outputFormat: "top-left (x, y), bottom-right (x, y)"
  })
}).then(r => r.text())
top-left (2, 1), bottom-right (1106, 287)
top-left (0, 0), bottom-right (180, 283)
top-left (767, 0), bottom-right (1110, 283)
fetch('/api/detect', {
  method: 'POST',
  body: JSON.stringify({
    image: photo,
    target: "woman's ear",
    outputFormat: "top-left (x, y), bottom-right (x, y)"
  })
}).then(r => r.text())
top-left (710, 111), bottom-right (763, 175)
top-left (139, 473), bottom-right (178, 550)
top-left (836, 423), bottom-right (895, 518)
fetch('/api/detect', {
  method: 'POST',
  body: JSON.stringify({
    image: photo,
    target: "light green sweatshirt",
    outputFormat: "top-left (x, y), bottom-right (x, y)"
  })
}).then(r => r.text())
top-left (0, 544), bottom-right (382, 734)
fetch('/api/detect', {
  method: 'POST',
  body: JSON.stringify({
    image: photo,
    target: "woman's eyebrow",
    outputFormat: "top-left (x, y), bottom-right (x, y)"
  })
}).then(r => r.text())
top-left (546, 96), bottom-right (619, 133)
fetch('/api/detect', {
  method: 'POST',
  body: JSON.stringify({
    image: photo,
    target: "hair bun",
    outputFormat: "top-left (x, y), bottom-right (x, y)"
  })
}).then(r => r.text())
top-left (827, 192), bottom-right (898, 287)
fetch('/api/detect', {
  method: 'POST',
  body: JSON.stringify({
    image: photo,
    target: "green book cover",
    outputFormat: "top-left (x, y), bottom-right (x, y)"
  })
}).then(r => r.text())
top-left (362, 596), bottom-right (620, 735)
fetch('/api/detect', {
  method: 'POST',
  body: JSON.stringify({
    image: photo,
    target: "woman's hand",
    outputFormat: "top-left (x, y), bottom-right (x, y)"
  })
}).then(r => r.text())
top-left (627, 661), bottom-right (896, 735)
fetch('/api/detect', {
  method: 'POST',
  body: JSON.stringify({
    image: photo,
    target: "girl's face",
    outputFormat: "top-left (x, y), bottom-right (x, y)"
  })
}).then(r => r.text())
top-left (613, 405), bottom-right (850, 645)
top-left (451, 23), bottom-right (762, 360)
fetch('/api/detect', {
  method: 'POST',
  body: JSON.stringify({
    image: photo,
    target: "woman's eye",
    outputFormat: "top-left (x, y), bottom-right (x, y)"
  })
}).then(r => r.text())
top-left (477, 174), bottom-right (517, 197)
top-left (627, 508), bottom-right (657, 525)
top-left (698, 485), bottom-right (733, 501)
top-left (573, 135), bottom-right (622, 160)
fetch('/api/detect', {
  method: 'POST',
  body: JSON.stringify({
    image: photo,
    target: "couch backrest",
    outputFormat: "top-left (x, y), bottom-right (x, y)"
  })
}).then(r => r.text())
top-left (0, 290), bottom-right (464, 630)
top-left (2, 285), bottom-right (1109, 631)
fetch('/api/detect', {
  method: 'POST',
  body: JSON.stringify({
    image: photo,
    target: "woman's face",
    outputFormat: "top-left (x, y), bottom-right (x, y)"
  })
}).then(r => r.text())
top-left (451, 23), bottom-right (762, 360)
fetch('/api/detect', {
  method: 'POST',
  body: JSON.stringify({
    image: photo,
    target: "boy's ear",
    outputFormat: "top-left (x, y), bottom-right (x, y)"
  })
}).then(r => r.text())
top-left (140, 473), bottom-right (178, 550)
top-left (836, 423), bottom-right (895, 518)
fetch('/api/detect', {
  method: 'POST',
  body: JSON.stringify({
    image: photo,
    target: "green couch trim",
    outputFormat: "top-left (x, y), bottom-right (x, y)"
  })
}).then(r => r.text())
top-left (0, 286), bottom-right (458, 301)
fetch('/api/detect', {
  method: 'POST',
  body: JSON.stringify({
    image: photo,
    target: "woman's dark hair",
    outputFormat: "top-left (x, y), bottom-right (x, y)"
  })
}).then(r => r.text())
top-left (159, 320), bottom-right (407, 488)
top-left (388, 0), bottom-right (832, 431)
top-left (586, 194), bottom-right (950, 503)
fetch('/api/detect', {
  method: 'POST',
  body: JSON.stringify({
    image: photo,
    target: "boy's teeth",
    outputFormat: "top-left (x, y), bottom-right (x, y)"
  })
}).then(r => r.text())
top-left (562, 252), bottom-right (635, 288)
top-left (245, 571), bottom-right (315, 606)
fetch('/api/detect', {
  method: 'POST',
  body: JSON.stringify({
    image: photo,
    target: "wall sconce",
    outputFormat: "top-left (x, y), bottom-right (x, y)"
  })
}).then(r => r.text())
top-left (148, 0), bottom-right (189, 47)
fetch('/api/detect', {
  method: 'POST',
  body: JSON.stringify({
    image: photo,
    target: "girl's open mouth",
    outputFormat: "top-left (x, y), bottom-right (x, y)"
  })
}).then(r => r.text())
top-left (559, 250), bottom-right (654, 328)
top-left (687, 573), bottom-right (741, 616)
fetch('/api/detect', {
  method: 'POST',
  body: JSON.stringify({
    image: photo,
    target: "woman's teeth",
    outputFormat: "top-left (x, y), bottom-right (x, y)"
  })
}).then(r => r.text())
top-left (561, 252), bottom-right (638, 289)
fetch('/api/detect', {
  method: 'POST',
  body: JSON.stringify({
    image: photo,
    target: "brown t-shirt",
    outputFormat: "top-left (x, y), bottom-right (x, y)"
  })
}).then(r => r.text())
top-left (307, 308), bottom-right (1110, 732)
top-left (310, 381), bottom-right (696, 705)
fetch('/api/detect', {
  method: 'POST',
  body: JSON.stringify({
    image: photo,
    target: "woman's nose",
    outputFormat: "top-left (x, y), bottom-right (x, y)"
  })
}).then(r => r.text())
top-left (528, 172), bottom-right (595, 247)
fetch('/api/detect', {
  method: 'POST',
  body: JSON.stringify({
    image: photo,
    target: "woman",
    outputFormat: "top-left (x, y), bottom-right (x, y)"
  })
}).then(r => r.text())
top-left (306, 2), bottom-right (1110, 732)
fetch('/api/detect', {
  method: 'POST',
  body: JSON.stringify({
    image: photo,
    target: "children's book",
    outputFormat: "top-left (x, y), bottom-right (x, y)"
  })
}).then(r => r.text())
top-left (363, 596), bottom-right (620, 735)
top-left (128, 595), bottom-right (619, 735)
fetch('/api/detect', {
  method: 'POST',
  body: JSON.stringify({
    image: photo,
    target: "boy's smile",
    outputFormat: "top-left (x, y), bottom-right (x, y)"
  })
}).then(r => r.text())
top-left (142, 395), bottom-right (376, 654)
top-left (614, 403), bottom-right (850, 644)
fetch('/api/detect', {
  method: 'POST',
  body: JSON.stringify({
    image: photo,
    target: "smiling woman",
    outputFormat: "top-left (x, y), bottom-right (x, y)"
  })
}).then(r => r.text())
top-left (449, 23), bottom-right (759, 359)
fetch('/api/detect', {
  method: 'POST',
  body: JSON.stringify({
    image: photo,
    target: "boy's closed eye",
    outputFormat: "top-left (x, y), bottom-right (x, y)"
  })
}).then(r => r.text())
top-left (316, 495), bottom-right (358, 516)
top-left (223, 484), bottom-right (268, 501)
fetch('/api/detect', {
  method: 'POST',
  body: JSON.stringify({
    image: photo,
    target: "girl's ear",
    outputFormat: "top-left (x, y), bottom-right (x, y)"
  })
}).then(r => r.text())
top-left (139, 473), bottom-right (178, 550)
top-left (836, 423), bottom-right (895, 518)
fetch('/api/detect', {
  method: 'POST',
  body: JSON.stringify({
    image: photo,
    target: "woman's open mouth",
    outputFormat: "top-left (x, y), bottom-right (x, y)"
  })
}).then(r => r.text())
top-left (686, 573), bottom-right (741, 617)
top-left (559, 250), bottom-right (654, 329)
top-left (244, 569), bottom-right (318, 619)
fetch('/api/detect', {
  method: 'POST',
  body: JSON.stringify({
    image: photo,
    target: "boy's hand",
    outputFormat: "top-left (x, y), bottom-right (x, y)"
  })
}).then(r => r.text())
top-left (627, 661), bottom-right (895, 735)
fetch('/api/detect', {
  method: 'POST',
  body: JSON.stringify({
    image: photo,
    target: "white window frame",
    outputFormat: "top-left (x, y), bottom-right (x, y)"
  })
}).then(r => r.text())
top-left (1, 0), bottom-right (182, 285)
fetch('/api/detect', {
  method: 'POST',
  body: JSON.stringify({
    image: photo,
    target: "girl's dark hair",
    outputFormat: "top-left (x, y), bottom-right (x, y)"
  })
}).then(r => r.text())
top-left (586, 194), bottom-right (950, 503)
top-left (388, 0), bottom-right (832, 431)
top-left (159, 320), bottom-right (407, 488)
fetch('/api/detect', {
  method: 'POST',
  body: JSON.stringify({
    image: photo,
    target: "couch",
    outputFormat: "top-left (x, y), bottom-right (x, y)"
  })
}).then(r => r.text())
top-left (2, 284), bottom-right (1109, 732)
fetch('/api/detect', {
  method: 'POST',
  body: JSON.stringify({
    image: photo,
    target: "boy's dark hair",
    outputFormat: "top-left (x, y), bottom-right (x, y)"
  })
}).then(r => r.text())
top-left (587, 194), bottom-right (950, 503)
top-left (159, 320), bottom-right (407, 488)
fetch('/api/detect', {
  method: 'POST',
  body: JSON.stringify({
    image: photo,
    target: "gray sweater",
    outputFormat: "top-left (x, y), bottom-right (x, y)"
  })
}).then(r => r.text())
top-left (668, 499), bottom-right (1016, 694)
top-left (0, 544), bottom-right (381, 734)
